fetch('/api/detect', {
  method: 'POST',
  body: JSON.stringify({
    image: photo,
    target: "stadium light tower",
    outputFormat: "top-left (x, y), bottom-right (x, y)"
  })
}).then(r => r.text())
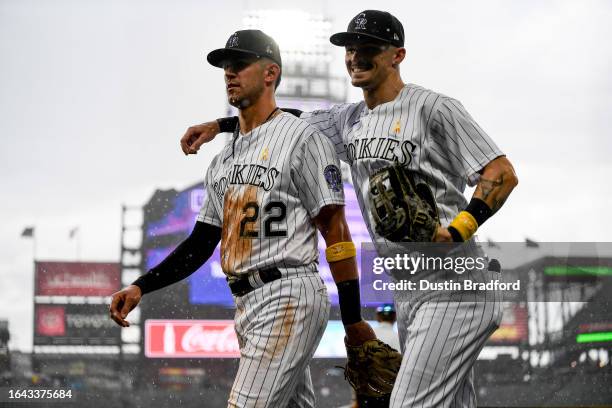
top-left (242, 10), bottom-right (347, 111)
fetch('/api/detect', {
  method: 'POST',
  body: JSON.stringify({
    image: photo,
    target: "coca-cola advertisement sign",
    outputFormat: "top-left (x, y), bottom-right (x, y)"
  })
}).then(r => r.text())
top-left (145, 320), bottom-right (240, 358)
top-left (36, 261), bottom-right (120, 296)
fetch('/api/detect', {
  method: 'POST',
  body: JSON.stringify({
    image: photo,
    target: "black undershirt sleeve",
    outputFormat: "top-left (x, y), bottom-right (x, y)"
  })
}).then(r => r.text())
top-left (281, 108), bottom-right (303, 118)
top-left (131, 221), bottom-right (222, 295)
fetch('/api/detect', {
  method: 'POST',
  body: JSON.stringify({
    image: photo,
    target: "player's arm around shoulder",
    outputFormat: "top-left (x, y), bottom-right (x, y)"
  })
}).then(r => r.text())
top-left (179, 108), bottom-right (306, 155)
top-left (299, 102), bottom-right (357, 132)
top-left (313, 204), bottom-right (377, 346)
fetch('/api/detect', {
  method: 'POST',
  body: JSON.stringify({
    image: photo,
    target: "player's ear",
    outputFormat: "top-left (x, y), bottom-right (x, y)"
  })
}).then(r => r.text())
top-left (263, 63), bottom-right (280, 88)
top-left (392, 47), bottom-right (406, 67)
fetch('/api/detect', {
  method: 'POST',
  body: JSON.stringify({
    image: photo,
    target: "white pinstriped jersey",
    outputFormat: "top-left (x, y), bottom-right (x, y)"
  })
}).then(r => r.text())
top-left (198, 112), bottom-right (344, 279)
top-left (300, 83), bottom-right (504, 247)
top-left (299, 83), bottom-right (505, 408)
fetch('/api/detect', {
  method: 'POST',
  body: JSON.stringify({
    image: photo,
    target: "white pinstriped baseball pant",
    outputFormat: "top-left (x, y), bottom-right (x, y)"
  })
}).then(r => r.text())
top-left (390, 271), bottom-right (503, 408)
top-left (227, 272), bottom-right (330, 408)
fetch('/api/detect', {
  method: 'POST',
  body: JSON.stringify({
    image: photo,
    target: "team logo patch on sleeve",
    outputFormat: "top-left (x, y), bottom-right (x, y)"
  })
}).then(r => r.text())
top-left (323, 165), bottom-right (342, 192)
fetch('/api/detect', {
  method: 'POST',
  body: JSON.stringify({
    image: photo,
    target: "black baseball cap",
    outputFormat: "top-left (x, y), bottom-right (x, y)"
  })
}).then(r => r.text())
top-left (207, 29), bottom-right (282, 68)
top-left (330, 10), bottom-right (404, 48)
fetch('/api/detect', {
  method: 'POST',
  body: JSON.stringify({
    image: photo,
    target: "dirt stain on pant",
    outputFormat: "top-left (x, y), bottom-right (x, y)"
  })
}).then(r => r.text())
top-left (264, 298), bottom-right (296, 361)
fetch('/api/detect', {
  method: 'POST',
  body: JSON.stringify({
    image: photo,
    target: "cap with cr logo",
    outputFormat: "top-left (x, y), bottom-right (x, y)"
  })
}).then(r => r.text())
top-left (207, 29), bottom-right (282, 68)
top-left (330, 10), bottom-right (404, 48)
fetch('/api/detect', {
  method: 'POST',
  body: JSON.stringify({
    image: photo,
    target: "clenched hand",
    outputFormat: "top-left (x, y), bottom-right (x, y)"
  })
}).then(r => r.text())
top-left (180, 121), bottom-right (221, 155)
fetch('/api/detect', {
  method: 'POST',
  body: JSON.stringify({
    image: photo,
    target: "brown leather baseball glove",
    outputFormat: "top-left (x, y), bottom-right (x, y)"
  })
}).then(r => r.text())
top-left (369, 165), bottom-right (439, 242)
top-left (342, 339), bottom-right (403, 407)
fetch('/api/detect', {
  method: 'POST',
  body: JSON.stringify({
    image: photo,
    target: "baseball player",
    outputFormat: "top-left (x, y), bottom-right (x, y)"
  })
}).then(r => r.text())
top-left (373, 304), bottom-right (400, 352)
top-left (109, 29), bottom-right (379, 408)
top-left (181, 10), bottom-right (518, 407)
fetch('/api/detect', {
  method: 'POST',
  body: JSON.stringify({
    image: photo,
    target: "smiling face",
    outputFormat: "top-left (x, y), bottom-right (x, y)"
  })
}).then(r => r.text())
top-left (344, 41), bottom-right (403, 90)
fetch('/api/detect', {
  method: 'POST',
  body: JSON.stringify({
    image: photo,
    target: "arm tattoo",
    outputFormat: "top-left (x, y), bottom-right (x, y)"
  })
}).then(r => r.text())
top-left (477, 175), bottom-right (510, 213)
top-left (478, 175), bottom-right (503, 201)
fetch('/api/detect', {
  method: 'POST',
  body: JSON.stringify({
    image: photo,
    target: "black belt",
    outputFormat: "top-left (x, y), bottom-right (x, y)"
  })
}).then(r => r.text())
top-left (229, 267), bottom-right (282, 297)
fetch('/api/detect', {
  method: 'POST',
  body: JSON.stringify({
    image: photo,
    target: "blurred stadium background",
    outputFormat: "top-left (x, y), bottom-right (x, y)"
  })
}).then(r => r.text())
top-left (2, 8), bottom-right (611, 408)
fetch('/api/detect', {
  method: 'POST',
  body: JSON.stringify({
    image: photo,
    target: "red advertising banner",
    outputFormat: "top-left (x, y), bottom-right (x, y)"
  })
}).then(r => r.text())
top-left (35, 262), bottom-right (120, 296)
top-left (145, 320), bottom-right (240, 358)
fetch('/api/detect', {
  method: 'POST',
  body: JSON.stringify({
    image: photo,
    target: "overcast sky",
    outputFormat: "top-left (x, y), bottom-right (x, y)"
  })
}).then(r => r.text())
top-left (1, 0), bottom-right (611, 351)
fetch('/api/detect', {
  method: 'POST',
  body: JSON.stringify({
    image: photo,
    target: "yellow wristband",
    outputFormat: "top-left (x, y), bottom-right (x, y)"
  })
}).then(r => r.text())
top-left (449, 211), bottom-right (479, 241)
top-left (325, 242), bottom-right (357, 263)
